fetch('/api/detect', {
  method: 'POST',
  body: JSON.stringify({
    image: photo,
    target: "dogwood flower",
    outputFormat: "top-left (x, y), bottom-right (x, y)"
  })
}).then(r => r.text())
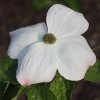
top-left (7, 4), bottom-right (96, 86)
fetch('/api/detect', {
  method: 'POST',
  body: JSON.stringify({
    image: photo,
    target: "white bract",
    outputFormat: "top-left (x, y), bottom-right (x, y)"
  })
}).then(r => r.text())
top-left (7, 4), bottom-right (96, 86)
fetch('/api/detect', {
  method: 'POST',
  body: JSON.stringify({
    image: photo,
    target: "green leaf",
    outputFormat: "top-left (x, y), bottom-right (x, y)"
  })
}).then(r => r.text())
top-left (50, 77), bottom-right (67, 100)
top-left (84, 60), bottom-right (100, 82)
top-left (0, 82), bottom-right (7, 100)
top-left (32, 0), bottom-right (81, 11)
top-left (27, 84), bottom-right (56, 100)
top-left (64, 80), bottom-right (75, 100)
top-left (63, 0), bottom-right (81, 12)
top-left (0, 56), bottom-right (17, 84)
top-left (32, 0), bottom-right (55, 11)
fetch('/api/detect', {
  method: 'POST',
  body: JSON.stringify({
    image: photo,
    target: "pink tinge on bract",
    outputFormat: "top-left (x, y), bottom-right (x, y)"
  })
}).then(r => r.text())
top-left (21, 79), bottom-right (30, 86)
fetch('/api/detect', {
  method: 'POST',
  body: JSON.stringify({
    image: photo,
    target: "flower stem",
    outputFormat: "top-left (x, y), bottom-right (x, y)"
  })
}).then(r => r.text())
top-left (93, 45), bottom-right (100, 51)
top-left (3, 82), bottom-right (10, 97)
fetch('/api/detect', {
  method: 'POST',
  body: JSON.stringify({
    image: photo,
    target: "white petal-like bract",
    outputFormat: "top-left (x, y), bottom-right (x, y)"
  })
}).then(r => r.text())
top-left (7, 4), bottom-right (96, 85)
top-left (46, 4), bottom-right (89, 37)
top-left (55, 35), bottom-right (96, 80)
top-left (16, 42), bottom-right (57, 86)
top-left (7, 23), bottom-right (47, 59)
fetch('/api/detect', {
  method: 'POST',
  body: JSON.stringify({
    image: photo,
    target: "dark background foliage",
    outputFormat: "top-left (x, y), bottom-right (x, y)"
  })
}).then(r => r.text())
top-left (0, 0), bottom-right (100, 100)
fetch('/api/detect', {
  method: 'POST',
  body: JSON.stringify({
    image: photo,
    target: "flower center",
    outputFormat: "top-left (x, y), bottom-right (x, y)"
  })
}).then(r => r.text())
top-left (43, 33), bottom-right (56, 44)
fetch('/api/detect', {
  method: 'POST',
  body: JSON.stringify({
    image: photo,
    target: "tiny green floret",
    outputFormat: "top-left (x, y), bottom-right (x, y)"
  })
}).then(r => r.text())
top-left (43, 33), bottom-right (56, 44)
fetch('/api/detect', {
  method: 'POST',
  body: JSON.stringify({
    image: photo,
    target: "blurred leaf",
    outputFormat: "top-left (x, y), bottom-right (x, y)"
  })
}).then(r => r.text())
top-left (32, 0), bottom-right (81, 11)
top-left (32, 0), bottom-right (56, 11)
top-left (84, 60), bottom-right (100, 82)
top-left (11, 86), bottom-right (26, 100)
top-left (27, 74), bottom-right (75, 100)
top-left (27, 84), bottom-right (56, 100)
top-left (50, 77), bottom-right (67, 100)
top-left (3, 84), bottom-right (20, 100)
top-left (63, 0), bottom-right (81, 12)
top-left (64, 80), bottom-right (75, 100)
top-left (0, 56), bottom-right (18, 84)
top-left (0, 82), bottom-right (7, 100)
